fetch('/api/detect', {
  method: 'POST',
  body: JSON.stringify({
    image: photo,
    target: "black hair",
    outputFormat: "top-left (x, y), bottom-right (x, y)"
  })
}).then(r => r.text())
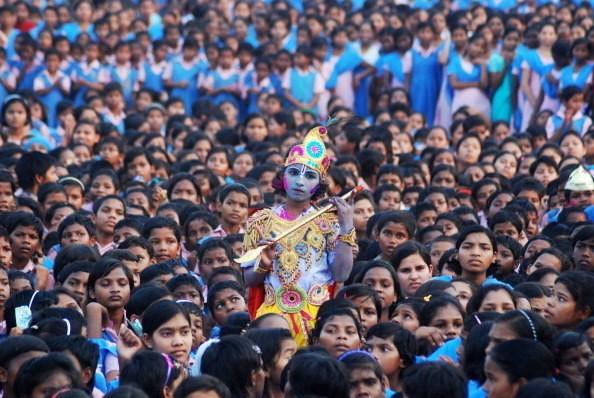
top-left (14, 352), bottom-right (83, 398)
top-left (245, 328), bottom-right (293, 372)
top-left (419, 294), bottom-right (465, 326)
top-left (15, 151), bottom-right (55, 190)
top-left (375, 211), bottom-right (415, 239)
top-left (166, 173), bottom-right (201, 202)
top-left (556, 271), bottom-right (594, 319)
top-left (335, 284), bottom-right (382, 322)
top-left (466, 284), bottom-right (516, 314)
top-left (92, 194), bottom-right (126, 215)
top-left (488, 339), bottom-right (555, 382)
top-left (197, 238), bottom-right (235, 264)
top-left (339, 351), bottom-right (385, 384)
top-left (142, 216), bottom-right (182, 243)
top-left (166, 274), bottom-right (203, 302)
top-left (6, 211), bottom-right (43, 239)
top-left (494, 310), bottom-right (555, 349)
top-left (139, 262), bottom-right (173, 285)
top-left (120, 351), bottom-right (183, 398)
top-left (174, 375), bottom-right (231, 398)
top-left (0, 335), bottom-right (49, 368)
top-left (217, 183), bottom-right (250, 206)
top-left (366, 322), bottom-right (416, 367)
top-left (516, 378), bottom-right (573, 398)
top-left (26, 307), bottom-right (86, 339)
top-left (206, 266), bottom-right (243, 288)
top-left (126, 283), bottom-right (171, 318)
top-left (310, 307), bottom-right (363, 344)
top-left (455, 225), bottom-right (497, 251)
top-left (283, 352), bottom-right (349, 398)
top-left (402, 362), bottom-right (467, 398)
top-left (87, 258), bottom-right (134, 298)
top-left (53, 244), bottom-right (99, 282)
top-left (462, 321), bottom-right (492, 383)
top-left (57, 214), bottom-right (95, 242)
top-left (391, 241), bottom-right (431, 271)
top-left (201, 335), bottom-right (264, 398)
top-left (141, 300), bottom-right (190, 337)
top-left (206, 281), bottom-right (245, 315)
top-left (46, 335), bottom-right (99, 389)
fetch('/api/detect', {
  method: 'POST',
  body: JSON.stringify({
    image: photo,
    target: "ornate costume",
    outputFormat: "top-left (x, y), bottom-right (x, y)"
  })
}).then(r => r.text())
top-left (241, 125), bottom-right (344, 345)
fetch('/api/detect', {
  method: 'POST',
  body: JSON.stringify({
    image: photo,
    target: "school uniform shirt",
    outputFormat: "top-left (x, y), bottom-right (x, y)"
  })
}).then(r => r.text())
top-left (410, 42), bottom-right (442, 126)
top-left (199, 66), bottom-right (241, 107)
top-left (281, 66), bottom-right (324, 108)
top-left (71, 59), bottom-right (104, 106)
top-left (559, 63), bottom-right (594, 91)
top-left (33, 69), bottom-right (71, 128)
top-left (0, 62), bottom-right (16, 105)
top-left (101, 108), bottom-right (127, 134)
top-left (143, 58), bottom-right (168, 93)
top-left (103, 63), bottom-right (146, 105)
top-left (488, 51), bottom-right (514, 123)
top-left (163, 56), bottom-right (206, 113)
top-left (242, 71), bottom-right (277, 114)
top-left (545, 107), bottom-right (592, 138)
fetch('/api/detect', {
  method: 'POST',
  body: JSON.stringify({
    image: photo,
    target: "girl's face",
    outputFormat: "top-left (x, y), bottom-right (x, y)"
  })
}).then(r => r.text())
top-left (478, 289), bottom-right (515, 313)
top-left (244, 117), bottom-right (268, 141)
top-left (545, 281), bottom-right (589, 329)
top-left (350, 296), bottom-right (379, 333)
top-left (269, 338), bottom-right (297, 386)
top-left (538, 25), bottom-right (557, 47)
top-left (194, 140), bottom-right (212, 163)
top-left (366, 335), bottom-right (401, 378)
top-left (458, 232), bottom-right (496, 275)
top-left (433, 152), bottom-right (456, 168)
top-left (317, 314), bottom-right (361, 358)
top-left (494, 154), bottom-right (517, 179)
top-left (559, 341), bottom-right (592, 390)
top-left (0, 268), bottom-right (9, 305)
top-left (145, 313), bottom-right (193, 365)
top-left (457, 137), bottom-right (481, 164)
top-left (89, 175), bottom-right (116, 200)
top-left (391, 303), bottom-right (420, 332)
top-left (206, 152), bottom-right (230, 177)
top-left (397, 253), bottom-right (433, 297)
top-left (95, 198), bottom-right (125, 235)
top-left (31, 371), bottom-right (72, 398)
top-left (353, 198), bottom-right (375, 233)
top-left (496, 244), bottom-right (516, 274)
top-left (528, 252), bottom-right (562, 275)
top-left (483, 356), bottom-right (519, 398)
top-left (91, 267), bottom-right (131, 310)
top-left (362, 267), bottom-right (397, 310)
top-left (211, 288), bottom-right (247, 325)
top-left (171, 180), bottom-right (199, 203)
top-left (232, 153), bottom-right (254, 179)
top-left (432, 171), bottom-right (456, 189)
top-left (533, 163), bottom-right (558, 187)
top-left (560, 135), bottom-right (585, 158)
top-left (4, 101), bottom-right (28, 129)
top-left (445, 281), bottom-right (473, 311)
top-left (128, 155), bottom-right (153, 182)
top-left (429, 304), bottom-right (464, 340)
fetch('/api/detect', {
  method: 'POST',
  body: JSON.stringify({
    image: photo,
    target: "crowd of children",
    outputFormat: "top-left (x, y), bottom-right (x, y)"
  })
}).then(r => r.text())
top-left (2, 0), bottom-right (594, 397)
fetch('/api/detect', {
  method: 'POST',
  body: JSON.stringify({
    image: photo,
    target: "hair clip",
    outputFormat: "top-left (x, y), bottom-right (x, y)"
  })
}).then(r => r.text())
top-left (63, 318), bottom-right (71, 336)
top-left (423, 294), bottom-right (432, 302)
top-left (518, 310), bottom-right (538, 341)
top-left (473, 313), bottom-right (482, 325)
top-left (337, 349), bottom-right (376, 362)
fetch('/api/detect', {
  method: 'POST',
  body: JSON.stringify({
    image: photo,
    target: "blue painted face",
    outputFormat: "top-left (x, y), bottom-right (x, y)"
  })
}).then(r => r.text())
top-left (283, 164), bottom-right (320, 202)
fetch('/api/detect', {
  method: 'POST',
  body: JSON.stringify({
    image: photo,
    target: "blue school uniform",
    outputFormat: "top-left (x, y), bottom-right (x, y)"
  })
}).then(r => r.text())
top-left (143, 61), bottom-right (165, 93)
top-left (325, 47), bottom-right (363, 90)
top-left (210, 68), bottom-right (240, 107)
top-left (559, 63), bottom-right (594, 90)
top-left (0, 66), bottom-right (14, 105)
top-left (107, 65), bottom-right (139, 105)
top-left (5, 29), bottom-right (19, 60)
top-left (483, 0), bottom-right (516, 10)
top-left (72, 61), bottom-right (102, 106)
top-left (59, 22), bottom-right (96, 43)
top-left (447, 54), bottom-right (482, 84)
top-left (523, 49), bottom-right (556, 97)
top-left (14, 62), bottom-right (43, 91)
top-left (288, 67), bottom-right (316, 106)
top-left (169, 59), bottom-right (205, 113)
top-left (243, 71), bottom-right (276, 114)
top-left (548, 113), bottom-right (589, 135)
top-left (410, 45), bottom-right (441, 126)
top-left (375, 52), bottom-right (404, 86)
top-left (36, 71), bottom-right (66, 128)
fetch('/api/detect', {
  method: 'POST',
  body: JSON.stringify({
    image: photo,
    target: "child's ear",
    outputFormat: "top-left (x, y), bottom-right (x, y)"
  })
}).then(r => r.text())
top-left (81, 366), bottom-right (93, 385)
top-left (88, 288), bottom-right (95, 300)
top-left (142, 333), bottom-right (153, 349)
top-left (162, 386), bottom-right (173, 398)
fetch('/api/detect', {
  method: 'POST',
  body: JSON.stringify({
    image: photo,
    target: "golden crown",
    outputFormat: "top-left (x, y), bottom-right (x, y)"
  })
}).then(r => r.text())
top-left (285, 125), bottom-right (332, 178)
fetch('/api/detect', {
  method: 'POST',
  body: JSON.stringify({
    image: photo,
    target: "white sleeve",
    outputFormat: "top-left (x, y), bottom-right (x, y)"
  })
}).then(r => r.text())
top-left (33, 75), bottom-right (44, 91)
top-left (583, 117), bottom-right (592, 136)
top-left (282, 70), bottom-right (291, 90)
top-left (162, 64), bottom-right (173, 80)
top-left (61, 75), bottom-right (71, 92)
top-left (545, 116), bottom-right (554, 138)
top-left (313, 72), bottom-right (324, 94)
top-left (402, 51), bottom-right (412, 74)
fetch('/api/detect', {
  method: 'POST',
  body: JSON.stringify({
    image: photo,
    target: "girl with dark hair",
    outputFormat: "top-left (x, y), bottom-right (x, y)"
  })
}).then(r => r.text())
top-left (120, 350), bottom-right (186, 398)
top-left (245, 328), bottom-right (297, 398)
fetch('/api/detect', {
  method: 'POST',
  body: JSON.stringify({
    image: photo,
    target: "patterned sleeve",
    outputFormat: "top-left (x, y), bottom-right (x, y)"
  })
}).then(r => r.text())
top-left (241, 209), bottom-right (272, 269)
